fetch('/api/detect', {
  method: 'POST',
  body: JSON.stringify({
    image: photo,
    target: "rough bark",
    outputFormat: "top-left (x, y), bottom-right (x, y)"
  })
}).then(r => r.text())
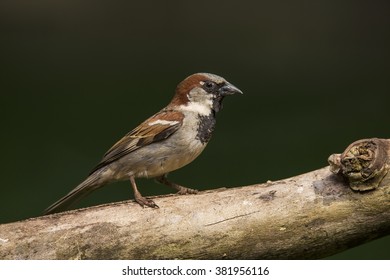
top-left (0, 138), bottom-right (389, 259)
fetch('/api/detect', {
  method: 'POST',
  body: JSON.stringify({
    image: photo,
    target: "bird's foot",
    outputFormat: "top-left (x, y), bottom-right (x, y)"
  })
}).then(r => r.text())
top-left (156, 175), bottom-right (198, 195)
top-left (135, 195), bottom-right (159, 208)
top-left (175, 185), bottom-right (199, 195)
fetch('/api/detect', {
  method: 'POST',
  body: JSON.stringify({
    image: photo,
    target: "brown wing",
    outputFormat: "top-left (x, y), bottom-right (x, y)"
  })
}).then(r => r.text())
top-left (89, 110), bottom-right (184, 174)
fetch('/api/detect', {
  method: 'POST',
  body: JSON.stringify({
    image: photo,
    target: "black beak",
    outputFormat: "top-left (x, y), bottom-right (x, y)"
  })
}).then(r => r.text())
top-left (218, 82), bottom-right (243, 96)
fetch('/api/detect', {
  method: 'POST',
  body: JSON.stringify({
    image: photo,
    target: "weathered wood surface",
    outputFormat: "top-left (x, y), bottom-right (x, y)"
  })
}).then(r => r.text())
top-left (1, 138), bottom-right (389, 259)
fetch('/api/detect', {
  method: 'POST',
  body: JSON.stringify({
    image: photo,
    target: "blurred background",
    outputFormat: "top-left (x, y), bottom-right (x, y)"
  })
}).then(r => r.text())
top-left (1, 0), bottom-right (389, 259)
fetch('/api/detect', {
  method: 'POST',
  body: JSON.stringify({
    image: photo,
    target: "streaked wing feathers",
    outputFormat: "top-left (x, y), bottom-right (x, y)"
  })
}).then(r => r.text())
top-left (89, 110), bottom-right (184, 174)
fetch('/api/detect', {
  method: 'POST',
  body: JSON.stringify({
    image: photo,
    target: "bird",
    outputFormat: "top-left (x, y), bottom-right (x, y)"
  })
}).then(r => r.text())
top-left (44, 73), bottom-right (242, 215)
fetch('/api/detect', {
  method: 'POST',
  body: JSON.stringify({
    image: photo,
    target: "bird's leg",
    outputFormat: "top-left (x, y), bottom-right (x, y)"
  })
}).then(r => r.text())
top-left (156, 174), bottom-right (198, 195)
top-left (130, 176), bottom-right (159, 208)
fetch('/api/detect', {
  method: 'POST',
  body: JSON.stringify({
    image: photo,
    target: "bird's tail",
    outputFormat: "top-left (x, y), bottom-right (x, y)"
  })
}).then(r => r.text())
top-left (43, 172), bottom-right (103, 215)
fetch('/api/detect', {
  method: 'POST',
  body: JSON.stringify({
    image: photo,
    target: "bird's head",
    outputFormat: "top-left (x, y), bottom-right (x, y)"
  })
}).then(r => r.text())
top-left (170, 73), bottom-right (243, 115)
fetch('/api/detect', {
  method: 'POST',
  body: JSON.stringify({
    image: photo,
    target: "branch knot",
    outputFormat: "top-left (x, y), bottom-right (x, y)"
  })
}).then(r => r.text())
top-left (328, 138), bottom-right (389, 191)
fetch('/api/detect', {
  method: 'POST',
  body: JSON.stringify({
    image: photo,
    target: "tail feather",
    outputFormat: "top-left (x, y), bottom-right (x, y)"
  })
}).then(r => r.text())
top-left (43, 174), bottom-right (102, 215)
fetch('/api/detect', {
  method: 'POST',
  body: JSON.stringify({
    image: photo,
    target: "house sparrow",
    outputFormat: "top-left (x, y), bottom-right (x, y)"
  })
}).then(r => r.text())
top-left (44, 73), bottom-right (242, 214)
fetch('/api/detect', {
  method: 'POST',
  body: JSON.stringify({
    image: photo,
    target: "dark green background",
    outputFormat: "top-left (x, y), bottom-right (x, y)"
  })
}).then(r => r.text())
top-left (1, 0), bottom-right (389, 259)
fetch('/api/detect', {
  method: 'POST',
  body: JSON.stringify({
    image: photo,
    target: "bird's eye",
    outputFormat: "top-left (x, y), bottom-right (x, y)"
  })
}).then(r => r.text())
top-left (203, 81), bottom-right (216, 92)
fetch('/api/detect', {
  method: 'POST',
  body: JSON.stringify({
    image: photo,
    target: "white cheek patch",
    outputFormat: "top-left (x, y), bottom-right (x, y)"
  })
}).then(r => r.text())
top-left (182, 86), bottom-right (214, 115)
top-left (148, 120), bottom-right (180, 126)
top-left (180, 102), bottom-right (212, 116)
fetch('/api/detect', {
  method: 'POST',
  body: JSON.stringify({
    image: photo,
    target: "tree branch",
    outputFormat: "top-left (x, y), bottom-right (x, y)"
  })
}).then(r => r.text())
top-left (1, 138), bottom-right (389, 259)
